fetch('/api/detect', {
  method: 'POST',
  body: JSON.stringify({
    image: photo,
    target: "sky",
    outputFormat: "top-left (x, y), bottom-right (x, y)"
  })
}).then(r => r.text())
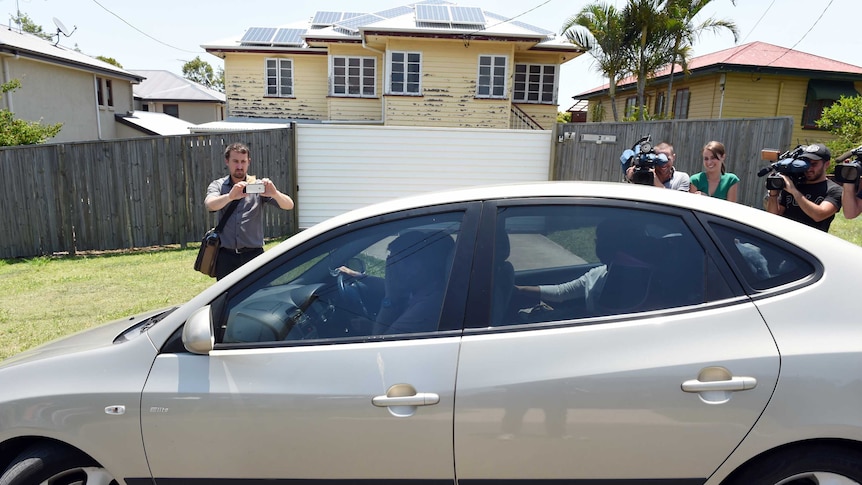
top-left (8, 0), bottom-right (862, 111)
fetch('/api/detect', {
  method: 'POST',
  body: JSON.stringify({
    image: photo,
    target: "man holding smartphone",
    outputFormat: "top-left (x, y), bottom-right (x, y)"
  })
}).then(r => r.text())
top-left (205, 142), bottom-right (294, 279)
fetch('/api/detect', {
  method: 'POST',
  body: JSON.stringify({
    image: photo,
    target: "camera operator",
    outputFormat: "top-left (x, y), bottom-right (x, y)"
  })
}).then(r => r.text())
top-left (765, 143), bottom-right (842, 232)
top-left (625, 142), bottom-right (690, 191)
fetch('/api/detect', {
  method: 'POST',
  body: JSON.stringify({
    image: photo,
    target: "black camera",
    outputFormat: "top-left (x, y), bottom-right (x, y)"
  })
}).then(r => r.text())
top-left (757, 146), bottom-right (810, 191)
top-left (619, 135), bottom-right (669, 186)
top-left (833, 144), bottom-right (862, 185)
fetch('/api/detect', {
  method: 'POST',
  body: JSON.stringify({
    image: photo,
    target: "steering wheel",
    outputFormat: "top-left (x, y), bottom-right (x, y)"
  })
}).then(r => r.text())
top-left (337, 271), bottom-right (372, 320)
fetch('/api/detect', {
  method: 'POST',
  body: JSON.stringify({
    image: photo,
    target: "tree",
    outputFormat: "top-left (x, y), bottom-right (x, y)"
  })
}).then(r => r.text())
top-left (816, 95), bottom-right (862, 162)
top-left (96, 56), bottom-right (123, 68)
top-left (182, 57), bottom-right (224, 92)
top-left (0, 80), bottom-right (62, 146)
top-left (562, 2), bottom-right (630, 121)
top-left (623, 0), bottom-right (676, 120)
top-left (12, 12), bottom-right (52, 41)
top-left (662, 0), bottom-right (738, 117)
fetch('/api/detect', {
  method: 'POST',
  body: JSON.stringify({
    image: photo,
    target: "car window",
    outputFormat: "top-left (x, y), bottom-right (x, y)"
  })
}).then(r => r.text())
top-left (710, 223), bottom-right (816, 291)
top-left (490, 205), bottom-right (715, 325)
top-left (217, 212), bottom-right (464, 345)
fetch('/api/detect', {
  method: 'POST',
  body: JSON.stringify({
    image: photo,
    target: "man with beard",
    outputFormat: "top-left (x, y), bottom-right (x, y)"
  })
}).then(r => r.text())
top-left (765, 143), bottom-right (842, 232)
top-left (205, 142), bottom-right (294, 280)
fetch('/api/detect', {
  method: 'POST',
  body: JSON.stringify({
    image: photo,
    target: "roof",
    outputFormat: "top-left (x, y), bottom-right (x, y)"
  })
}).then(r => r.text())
top-left (129, 70), bottom-right (225, 103)
top-left (115, 111), bottom-right (196, 136)
top-left (576, 41), bottom-right (862, 98)
top-left (191, 119), bottom-right (291, 133)
top-left (202, 1), bottom-right (581, 55)
top-left (0, 25), bottom-right (143, 83)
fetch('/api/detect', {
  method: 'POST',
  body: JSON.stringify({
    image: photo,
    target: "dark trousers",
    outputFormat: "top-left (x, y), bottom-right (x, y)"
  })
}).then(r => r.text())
top-left (215, 247), bottom-right (264, 280)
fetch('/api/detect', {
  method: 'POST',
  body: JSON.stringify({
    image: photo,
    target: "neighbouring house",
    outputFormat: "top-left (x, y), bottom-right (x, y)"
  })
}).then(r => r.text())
top-left (202, 1), bottom-right (583, 130)
top-left (128, 70), bottom-right (225, 124)
top-left (0, 25), bottom-right (144, 143)
top-left (574, 41), bottom-right (862, 145)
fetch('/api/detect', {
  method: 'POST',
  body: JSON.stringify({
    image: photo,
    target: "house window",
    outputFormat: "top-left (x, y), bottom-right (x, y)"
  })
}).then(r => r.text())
top-left (389, 51), bottom-right (421, 95)
top-left (513, 63), bottom-right (557, 104)
top-left (802, 79), bottom-right (859, 129)
top-left (105, 80), bottom-right (113, 107)
top-left (96, 77), bottom-right (104, 106)
top-left (625, 96), bottom-right (637, 117)
top-left (265, 58), bottom-right (293, 97)
top-left (673, 88), bottom-right (690, 119)
top-left (655, 91), bottom-right (666, 117)
top-left (477, 55), bottom-right (507, 98)
top-left (331, 56), bottom-right (376, 97)
top-left (163, 104), bottom-right (179, 118)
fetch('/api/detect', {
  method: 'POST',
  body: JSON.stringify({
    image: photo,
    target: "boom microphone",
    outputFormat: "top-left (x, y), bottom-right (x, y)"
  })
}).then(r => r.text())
top-left (835, 145), bottom-right (862, 164)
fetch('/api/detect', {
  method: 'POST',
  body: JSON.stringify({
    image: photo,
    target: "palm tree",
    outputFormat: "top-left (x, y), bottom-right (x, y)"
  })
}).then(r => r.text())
top-left (623, 0), bottom-right (676, 120)
top-left (562, 3), bottom-right (630, 121)
top-left (662, 0), bottom-right (739, 117)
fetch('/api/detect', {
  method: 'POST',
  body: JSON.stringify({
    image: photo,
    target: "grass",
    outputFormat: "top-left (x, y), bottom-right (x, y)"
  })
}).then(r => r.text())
top-left (0, 215), bottom-right (860, 362)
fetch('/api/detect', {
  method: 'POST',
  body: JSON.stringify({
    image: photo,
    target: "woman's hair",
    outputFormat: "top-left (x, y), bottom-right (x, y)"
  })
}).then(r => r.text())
top-left (703, 141), bottom-right (727, 174)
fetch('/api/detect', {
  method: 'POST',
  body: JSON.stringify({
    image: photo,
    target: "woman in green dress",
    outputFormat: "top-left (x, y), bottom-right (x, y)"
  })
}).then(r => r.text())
top-left (690, 141), bottom-right (740, 202)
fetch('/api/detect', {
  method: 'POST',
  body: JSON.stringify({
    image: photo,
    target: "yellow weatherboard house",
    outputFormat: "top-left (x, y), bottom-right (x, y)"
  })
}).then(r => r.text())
top-left (202, 1), bottom-right (583, 130)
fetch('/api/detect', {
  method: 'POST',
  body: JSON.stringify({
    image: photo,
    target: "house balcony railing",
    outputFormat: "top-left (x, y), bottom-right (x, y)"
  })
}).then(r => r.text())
top-left (510, 104), bottom-right (544, 130)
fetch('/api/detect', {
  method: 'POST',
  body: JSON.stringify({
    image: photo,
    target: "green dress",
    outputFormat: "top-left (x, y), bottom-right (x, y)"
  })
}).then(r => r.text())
top-left (690, 172), bottom-right (739, 200)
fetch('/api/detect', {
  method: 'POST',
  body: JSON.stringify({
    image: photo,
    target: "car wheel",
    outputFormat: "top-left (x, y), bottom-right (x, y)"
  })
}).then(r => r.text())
top-left (727, 444), bottom-right (862, 485)
top-left (0, 442), bottom-right (116, 485)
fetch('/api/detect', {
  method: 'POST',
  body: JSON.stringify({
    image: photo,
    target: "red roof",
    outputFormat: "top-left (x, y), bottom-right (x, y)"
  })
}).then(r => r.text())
top-left (576, 41), bottom-right (862, 97)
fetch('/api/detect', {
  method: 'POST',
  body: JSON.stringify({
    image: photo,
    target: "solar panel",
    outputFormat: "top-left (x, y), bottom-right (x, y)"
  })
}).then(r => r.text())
top-left (450, 6), bottom-right (484, 24)
top-left (415, 0), bottom-right (452, 4)
top-left (272, 28), bottom-right (305, 46)
top-left (310, 11), bottom-right (341, 27)
top-left (415, 4), bottom-right (450, 23)
top-left (240, 27), bottom-right (277, 44)
top-left (333, 13), bottom-right (383, 33)
top-left (482, 11), bottom-right (552, 35)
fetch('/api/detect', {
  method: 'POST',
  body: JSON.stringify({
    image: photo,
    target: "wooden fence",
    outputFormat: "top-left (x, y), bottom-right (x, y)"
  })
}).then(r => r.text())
top-left (552, 117), bottom-right (794, 208)
top-left (0, 129), bottom-right (297, 259)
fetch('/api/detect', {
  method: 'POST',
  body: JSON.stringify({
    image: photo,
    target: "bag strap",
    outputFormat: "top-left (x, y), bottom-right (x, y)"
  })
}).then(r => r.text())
top-left (214, 200), bottom-right (240, 233)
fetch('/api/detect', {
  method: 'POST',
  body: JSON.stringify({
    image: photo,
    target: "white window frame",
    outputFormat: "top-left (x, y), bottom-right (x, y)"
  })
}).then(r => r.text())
top-left (265, 58), bottom-right (294, 97)
top-left (513, 63), bottom-right (557, 104)
top-left (330, 56), bottom-right (376, 98)
top-left (387, 51), bottom-right (422, 95)
top-left (476, 55), bottom-right (507, 99)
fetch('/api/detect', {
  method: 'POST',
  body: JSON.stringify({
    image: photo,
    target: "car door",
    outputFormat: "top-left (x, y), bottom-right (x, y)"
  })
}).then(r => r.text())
top-left (141, 205), bottom-right (478, 482)
top-left (454, 201), bottom-right (781, 482)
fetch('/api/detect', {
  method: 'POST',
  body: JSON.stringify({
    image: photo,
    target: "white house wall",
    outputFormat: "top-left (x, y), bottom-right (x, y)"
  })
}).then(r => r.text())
top-left (295, 124), bottom-right (551, 228)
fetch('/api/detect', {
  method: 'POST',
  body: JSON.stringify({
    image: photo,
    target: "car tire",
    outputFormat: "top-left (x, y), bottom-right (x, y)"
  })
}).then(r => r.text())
top-left (0, 442), bottom-right (116, 485)
top-left (727, 443), bottom-right (862, 484)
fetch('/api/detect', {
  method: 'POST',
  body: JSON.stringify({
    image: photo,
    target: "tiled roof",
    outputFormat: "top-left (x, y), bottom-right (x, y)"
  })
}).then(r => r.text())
top-left (129, 70), bottom-right (225, 103)
top-left (576, 41), bottom-right (862, 97)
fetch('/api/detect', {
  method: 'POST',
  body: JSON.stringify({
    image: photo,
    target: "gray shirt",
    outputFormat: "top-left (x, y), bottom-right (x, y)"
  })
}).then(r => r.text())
top-left (206, 176), bottom-right (278, 249)
top-left (664, 169), bottom-right (690, 191)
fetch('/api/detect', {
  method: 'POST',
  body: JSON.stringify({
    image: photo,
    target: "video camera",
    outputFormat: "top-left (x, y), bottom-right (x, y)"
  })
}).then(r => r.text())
top-left (757, 146), bottom-right (810, 191)
top-left (832, 144), bottom-right (862, 185)
top-left (619, 135), bottom-right (669, 186)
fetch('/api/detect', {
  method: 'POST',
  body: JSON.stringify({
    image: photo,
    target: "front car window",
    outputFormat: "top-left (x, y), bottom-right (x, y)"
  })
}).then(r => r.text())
top-left (217, 212), bottom-right (464, 345)
top-left (490, 205), bottom-right (728, 326)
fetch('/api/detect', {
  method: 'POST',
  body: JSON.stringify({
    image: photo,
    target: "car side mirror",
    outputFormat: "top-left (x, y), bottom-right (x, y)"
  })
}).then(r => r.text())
top-left (183, 305), bottom-right (215, 354)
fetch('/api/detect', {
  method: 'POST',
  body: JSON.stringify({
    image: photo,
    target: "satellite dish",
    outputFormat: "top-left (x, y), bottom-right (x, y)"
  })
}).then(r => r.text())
top-left (51, 17), bottom-right (76, 45)
top-left (53, 18), bottom-right (71, 36)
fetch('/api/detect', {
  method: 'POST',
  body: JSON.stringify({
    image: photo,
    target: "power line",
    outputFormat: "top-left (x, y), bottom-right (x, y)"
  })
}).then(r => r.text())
top-left (764, 0), bottom-right (835, 68)
top-left (89, 0), bottom-right (199, 54)
top-left (738, 0), bottom-right (775, 45)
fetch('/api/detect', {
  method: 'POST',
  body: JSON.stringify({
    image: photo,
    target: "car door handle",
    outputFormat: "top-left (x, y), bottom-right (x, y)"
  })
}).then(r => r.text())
top-left (681, 376), bottom-right (757, 393)
top-left (372, 392), bottom-right (440, 407)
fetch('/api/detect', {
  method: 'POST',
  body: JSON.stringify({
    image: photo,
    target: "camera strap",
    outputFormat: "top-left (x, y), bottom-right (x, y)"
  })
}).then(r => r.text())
top-left (214, 200), bottom-right (240, 233)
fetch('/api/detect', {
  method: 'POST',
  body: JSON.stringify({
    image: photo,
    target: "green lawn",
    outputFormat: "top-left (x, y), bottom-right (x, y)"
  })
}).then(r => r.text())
top-left (0, 215), bottom-right (860, 361)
